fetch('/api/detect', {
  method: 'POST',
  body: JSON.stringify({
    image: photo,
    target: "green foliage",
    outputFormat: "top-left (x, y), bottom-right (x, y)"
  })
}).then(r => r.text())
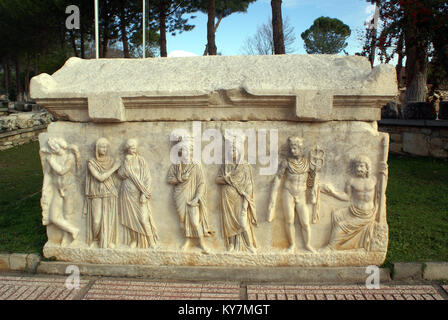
top-left (0, 142), bottom-right (46, 253)
top-left (301, 16), bottom-right (351, 54)
top-left (383, 154), bottom-right (448, 266)
top-left (367, 0), bottom-right (448, 88)
top-left (191, 0), bottom-right (256, 19)
top-left (148, 0), bottom-right (197, 36)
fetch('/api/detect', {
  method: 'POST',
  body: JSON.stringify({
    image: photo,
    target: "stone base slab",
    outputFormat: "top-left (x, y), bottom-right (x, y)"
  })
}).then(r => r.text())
top-left (423, 262), bottom-right (448, 281)
top-left (36, 261), bottom-right (391, 283)
top-left (43, 243), bottom-right (386, 268)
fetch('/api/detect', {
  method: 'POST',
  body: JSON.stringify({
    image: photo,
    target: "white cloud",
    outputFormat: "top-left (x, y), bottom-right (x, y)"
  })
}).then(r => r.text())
top-left (168, 50), bottom-right (198, 57)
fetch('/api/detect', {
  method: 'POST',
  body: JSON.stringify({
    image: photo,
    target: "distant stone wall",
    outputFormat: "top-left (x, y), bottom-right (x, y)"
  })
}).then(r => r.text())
top-left (0, 111), bottom-right (53, 151)
top-left (0, 125), bottom-right (48, 151)
top-left (379, 120), bottom-right (448, 158)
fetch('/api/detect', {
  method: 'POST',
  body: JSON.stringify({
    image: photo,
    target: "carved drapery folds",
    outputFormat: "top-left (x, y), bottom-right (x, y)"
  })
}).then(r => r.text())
top-left (33, 55), bottom-right (394, 266)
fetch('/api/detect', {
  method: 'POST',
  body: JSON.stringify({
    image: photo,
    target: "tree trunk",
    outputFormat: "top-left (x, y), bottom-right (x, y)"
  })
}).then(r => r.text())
top-left (404, 43), bottom-right (428, 105)
top-left (402, 5), bottom-right (428, 106)
top-left (101, 5), bottom-right (109, 58)
top-left (271, 0), bottom-right (285, 55)
top-left (24, 54), bottom-right (30, 101)
top-left (119, 2), bottom-right (130, 58)
top-left (203, 15), bottom-right (224, 56)
top-left (396, 32), bottom-right (404, 88)
top-left (158, 2), bottom-right (167, 57)
top-left (3, 61), bottom-right (9, 98)
top-left (7, 60), bottom-right (12, 99)
top-left (70, 30), bottom-right (79, 57)
top-left (207, 0), bottom-right (217, 55)
top-left (15, 58), bottom-right (22, 102)
top-left (369, 27), bottom-right (377, 67)
top-left (80, 23), bottom-right (85, 59)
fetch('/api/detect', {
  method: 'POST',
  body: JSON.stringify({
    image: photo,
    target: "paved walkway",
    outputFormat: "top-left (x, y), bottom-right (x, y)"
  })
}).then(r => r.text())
top-left (0, 273), bottom-right (447, 300)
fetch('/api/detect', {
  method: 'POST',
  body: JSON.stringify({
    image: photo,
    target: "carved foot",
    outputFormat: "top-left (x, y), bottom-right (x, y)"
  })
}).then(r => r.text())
top-left (129, 241), bottom-right (137, 249)
top-left (71, 228), bottom-right (80, 241)
top-left (305, 245), bottom-right (316, 253)
top-left (181, 240), bottom-right (190, 251)
top-left (89, 241), bottom-right (98, 249)
top-left (286, 245), bottom-right (296, 254)
top-left (68, 239), bottom-right (81, 247)
top-left (61, 234), bottom-right (71, 247)
top-left (319, 245), bottom-right (332, 253)
top-left (247, 246), bottom-right (257, 254)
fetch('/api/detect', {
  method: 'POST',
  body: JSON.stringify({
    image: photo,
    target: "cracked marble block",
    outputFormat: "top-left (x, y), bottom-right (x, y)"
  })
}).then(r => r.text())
top-left (30, 55), bottom-right (397, 267)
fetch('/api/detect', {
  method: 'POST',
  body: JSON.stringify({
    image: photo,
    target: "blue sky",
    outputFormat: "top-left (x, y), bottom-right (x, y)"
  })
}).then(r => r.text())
top-left (166, 0), bottom-right (376, 57)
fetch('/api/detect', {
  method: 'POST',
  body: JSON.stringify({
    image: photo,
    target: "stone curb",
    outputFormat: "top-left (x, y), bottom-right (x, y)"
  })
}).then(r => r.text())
top-left (392, 262), bottom-right (423, 280)
top-left (0, 253), bottom-right (41, 272)
top-left (2, 253), bottom-right (448, 282)
top-left (423, 262), bottom-right (448, 281)
top-left (392, 262), bottom-right (448, 281)
top-left (36, 261), bottom-right (391, 284)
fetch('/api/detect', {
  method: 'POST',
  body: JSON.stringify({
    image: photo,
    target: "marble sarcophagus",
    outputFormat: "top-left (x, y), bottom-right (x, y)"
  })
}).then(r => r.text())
top-left (30, 55), bottom-right (397, 267)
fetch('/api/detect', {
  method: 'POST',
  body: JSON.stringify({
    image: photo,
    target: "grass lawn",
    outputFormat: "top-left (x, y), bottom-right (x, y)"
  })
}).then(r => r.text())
top-left (0, 141), bottom-right (447, 266)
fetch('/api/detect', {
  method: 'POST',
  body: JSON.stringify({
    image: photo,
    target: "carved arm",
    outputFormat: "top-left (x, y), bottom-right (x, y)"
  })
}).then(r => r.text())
top-left (48, 156), bottom-right (74, 176)
top-left (320, 183), bottom-right (350, 202)
top-left (267, 175), bottom-right (281, 222)
top-left (88, 161), bottom-right (120, 182)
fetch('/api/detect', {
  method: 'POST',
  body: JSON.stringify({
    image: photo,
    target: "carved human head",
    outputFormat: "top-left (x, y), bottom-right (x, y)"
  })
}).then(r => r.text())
top-left (353, 154), bottom-right (371, 178)
top-left (179, 137), bottom-right (194, 163)
top-left (96, 137), bottom-right (110, 158)
top-left (48, 137), bottom-right (67, 155)
top-left (125, 138), bottom-right (138, 155)
top-left (288, 136), bottom-right (304, 157)
top-left (224, 134), bottom-right (245, 164)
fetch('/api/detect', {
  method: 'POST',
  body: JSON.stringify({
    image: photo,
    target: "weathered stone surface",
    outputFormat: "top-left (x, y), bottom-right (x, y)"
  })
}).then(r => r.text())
top-left (393, 262), bottom-right (422, 280)
top-left (38, 120), bottom-right (389, 267)
top-left (36, 261), bottom-right (391, 283)
top-left (439, 102), bottom-right (448, 120)
top-left (381, 101), bottom-right (402, 119)
top-left (0, 111), bottom-right (53, 132)
top-left (402, 132), bottom-right (429, 156)
top-left (30, 55), bottom-right (397, 122)
top-left (0, 254), bottom-right (9, 270)
top-left (390, 134), bottom-right (402, 143)
top-left (404, 102), bottom-right (437, 120)
top-left (31, 56), bottom-right (395, 269)
top-left (423, 262), bottom-right (448, 280)
top-left (26, 254), bottom-right (41, 272)
top-left (9, 253), bottom-right (28, 271)
top-left (389, 142), bottom-right (403, 154)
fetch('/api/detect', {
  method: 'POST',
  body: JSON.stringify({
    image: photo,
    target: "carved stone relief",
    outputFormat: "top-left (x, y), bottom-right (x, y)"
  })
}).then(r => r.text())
top-left (84, 137), bottom-right (120, 249)
top-left (40, 137), bottom-right (81, 246)
top-left (216, 137), bottom-right (258, 253)
top-left (167, 136), bottom-right (213, 254)
top-left (118, 138), bottom-right (158, 248)
top-left (37, 119), bottom-right (390, 267)
top-left (267, 137), bottom-right (324, 253)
